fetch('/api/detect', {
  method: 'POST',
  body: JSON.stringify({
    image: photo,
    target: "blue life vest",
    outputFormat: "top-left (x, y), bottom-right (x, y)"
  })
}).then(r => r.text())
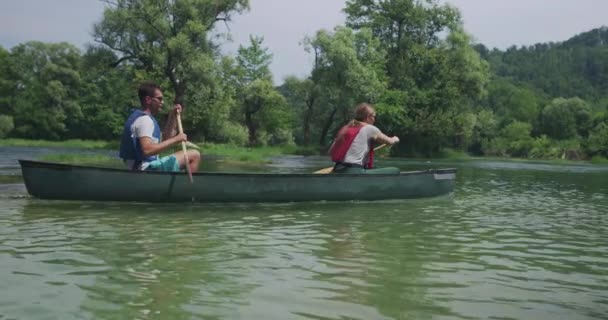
top-left (119, 109), bottom-right (161, 169)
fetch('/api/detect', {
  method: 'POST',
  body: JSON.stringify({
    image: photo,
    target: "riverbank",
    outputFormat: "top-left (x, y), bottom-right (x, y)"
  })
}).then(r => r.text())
top-left (2, 138), bottom-right (606, 166)
top-left (0, 139), bottom-right (319, 164)
top-left (439, 148), bottom-right (608, 165)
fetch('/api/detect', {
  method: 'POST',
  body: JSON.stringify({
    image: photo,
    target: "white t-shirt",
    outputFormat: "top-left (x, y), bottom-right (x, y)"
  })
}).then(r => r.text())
top-left (343, 125), bottom-right (381, 165)
top-left (125, 115), bottom-right (159, 170)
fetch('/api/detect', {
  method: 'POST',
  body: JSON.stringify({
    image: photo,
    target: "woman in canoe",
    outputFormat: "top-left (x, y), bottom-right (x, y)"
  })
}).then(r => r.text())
top-left (328, 103), bottom-right (400, 174)
top-left (119, 82), bottom-right (201, 172)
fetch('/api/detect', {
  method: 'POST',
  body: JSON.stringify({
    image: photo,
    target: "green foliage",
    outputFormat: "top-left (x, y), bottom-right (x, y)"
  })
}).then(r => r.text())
top-left (236, 35), bottom-right (273, 83)
top-left (239, 79), bottom-right (292, 145)
top-left (39, 153), bottom-right (122, 167)
top-left (94, 0), bottom-right (249, 102)
top-left (541, 97), bottom-right (592, 140)
top-left (343, 1), bottom-right (489, 155)
top-left (586, 121), bottom-right (608, 157)
top-left (0, 138), bottom-right (115, 149)
top-left (1, 1), bottom-right (607, 161)
top-left (481, 27), bottom-right (608, 101)
top-left (483, 121), bottom-right (534, 157)
top-left (279, 76), bottom-right (320, 145)
top-left (9, 42), bottom-right (82, 140)
top-left (304, 26), bottom-right (387, 145)
top-left (486, 78), bottom-right (540, 125)
top-left (200, 143), bottom-right (292, 162)
top-left (0, 115), bottom-right (14, 138)
top-left (214, 122), bottom-right (249, 146)
top-left (590, 155), bottom-right (608, 164)
top-left (234, 37), bottom-right (293, 146)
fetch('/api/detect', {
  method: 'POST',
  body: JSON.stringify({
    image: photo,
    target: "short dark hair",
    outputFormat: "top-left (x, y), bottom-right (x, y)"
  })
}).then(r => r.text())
top-left (354, 103), bottom-right (375, 121)
top-left (138, 82), bottom-right (161, 104)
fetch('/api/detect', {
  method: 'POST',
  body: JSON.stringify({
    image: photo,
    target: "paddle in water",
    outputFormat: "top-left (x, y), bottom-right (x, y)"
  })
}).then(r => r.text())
top-left (176, 109), bottom-right (193, 184)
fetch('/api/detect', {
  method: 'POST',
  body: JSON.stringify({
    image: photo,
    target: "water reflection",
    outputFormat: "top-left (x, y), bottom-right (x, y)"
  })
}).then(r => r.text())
top-left (1, 151), bottom-right (608, 319)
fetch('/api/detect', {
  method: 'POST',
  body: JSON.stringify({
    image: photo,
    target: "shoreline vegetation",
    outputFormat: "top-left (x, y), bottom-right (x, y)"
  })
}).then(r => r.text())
top-left (2, 139), bottom-right (607, 166)
top-left (1, 1), bottom-right (607, 166)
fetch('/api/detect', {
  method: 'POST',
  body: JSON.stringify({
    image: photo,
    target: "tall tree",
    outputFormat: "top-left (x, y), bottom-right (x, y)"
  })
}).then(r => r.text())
top-left (305, 26), bottom-right (387, 146)
top-left (280, 77), bottom-right (319, 145)
top-left (9, 42), bottom-right (82, 140)
top-left (344, 0), bottom-right (461, 90)
top-left (76, 46), bottom-right (136, 139)
top-left (93, 0), bottom-right (247, 100)
top-left (234, 36), bottom-right (291, 145)
top-left (343, 0), bottom-right (488, 155)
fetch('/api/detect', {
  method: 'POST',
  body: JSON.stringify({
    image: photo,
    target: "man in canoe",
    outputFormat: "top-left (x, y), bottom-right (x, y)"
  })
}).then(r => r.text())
top-left (119, 82), bottom-right (201, 172)
top-left (329, 103), bottom-right (400, 174)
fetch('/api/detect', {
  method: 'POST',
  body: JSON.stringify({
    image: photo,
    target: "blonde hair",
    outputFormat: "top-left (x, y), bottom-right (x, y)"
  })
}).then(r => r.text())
top-left (354, 103), bottom-right (375, 121)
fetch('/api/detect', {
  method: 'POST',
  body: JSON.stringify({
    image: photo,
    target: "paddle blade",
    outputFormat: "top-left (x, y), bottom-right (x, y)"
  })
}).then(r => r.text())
top-left (313, 166), bottom-right (334, 174)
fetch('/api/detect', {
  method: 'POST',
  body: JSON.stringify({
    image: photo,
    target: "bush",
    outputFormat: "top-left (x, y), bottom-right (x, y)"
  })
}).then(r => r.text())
top-left (529, 135), bottom-right (560, 159)
top-left (586, 122), bottom-right (608, 157)
top-left (481, 122), bottom-right (535, 157)
top-left (268, 128), bottom-right (295, 146)
top-left (0, 115), bottom-right (14, 138)
top-left (217, 122), bottom-right (249, 146)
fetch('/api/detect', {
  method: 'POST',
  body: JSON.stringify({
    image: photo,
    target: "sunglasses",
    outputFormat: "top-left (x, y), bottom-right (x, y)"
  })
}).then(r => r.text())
top-left (149, 96), bottom-right (164, 102)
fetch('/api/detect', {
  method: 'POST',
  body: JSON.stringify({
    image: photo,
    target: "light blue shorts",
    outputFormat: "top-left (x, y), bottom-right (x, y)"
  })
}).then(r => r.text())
top-left (144, 155), bottom-right (180, 172)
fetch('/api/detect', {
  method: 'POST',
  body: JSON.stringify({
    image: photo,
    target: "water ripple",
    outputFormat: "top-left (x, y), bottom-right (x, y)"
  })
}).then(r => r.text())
top-left (1, 166), bottom-right (608, 319)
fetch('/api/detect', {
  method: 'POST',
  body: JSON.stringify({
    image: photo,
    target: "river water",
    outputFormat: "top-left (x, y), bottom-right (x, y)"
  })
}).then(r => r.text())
top-left (1, 147), bottom-right (607, 319)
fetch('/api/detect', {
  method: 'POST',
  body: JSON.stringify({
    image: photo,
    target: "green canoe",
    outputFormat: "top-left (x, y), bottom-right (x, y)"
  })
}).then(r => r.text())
top-left (19, 160), bottom-right (456, 203)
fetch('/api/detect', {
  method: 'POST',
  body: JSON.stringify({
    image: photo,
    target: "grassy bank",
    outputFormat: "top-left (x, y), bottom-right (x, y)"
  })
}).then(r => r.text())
top-left (4, 138), bottom-right (606, 166)
top-left (0, 138), bottom-right (317, 166)
top-left (437, 149), bottom-right (608, 166)
top-left (1, 139), bottom-right (318, 161)
top-left (0, 138), bottom-right (117, 149)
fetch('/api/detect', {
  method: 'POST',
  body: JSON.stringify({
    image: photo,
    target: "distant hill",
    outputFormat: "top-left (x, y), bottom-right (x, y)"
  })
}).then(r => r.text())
top-left (476, 26), bottom-right (608, 103)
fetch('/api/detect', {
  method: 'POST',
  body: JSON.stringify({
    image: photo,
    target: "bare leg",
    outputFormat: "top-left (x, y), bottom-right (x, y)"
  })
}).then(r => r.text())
top-left (173, 150), bottom-right (201, 172)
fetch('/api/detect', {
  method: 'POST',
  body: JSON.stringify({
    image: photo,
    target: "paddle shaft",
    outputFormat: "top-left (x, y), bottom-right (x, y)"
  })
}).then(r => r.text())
top-left (373, 143), bottom-right (388, 152)
top-left (313, 143), bottom-right (389, 174)
top-left (176, 110), bottom-right (193, 184)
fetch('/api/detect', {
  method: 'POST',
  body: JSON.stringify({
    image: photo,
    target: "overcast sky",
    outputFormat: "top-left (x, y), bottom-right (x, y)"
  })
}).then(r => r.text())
top-left (1, 0), bottom-right (606, 83)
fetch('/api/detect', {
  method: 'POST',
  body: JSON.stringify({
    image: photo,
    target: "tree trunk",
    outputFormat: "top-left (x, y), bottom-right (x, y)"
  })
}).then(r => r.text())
top-left (319, 107), bottom-right (337, 147)
top-left (302, 97), bottom-right (315, 145)
top-left (245, 111), bottom-right (257, 146)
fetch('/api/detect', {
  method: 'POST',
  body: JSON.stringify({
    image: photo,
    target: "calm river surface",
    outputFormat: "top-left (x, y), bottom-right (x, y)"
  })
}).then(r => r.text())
top-left (1, 147), bottom-right (607, 319)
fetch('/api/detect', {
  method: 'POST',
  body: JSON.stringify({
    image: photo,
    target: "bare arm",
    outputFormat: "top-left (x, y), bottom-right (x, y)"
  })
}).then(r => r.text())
top-left (374, 132), bottom-right (399, 145)
top-left (139, 134), bottom-right (187, 157)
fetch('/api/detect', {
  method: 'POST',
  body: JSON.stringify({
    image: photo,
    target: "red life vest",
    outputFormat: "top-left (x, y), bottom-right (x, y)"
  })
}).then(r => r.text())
top-left (330, 124), bottom-right (374, 169)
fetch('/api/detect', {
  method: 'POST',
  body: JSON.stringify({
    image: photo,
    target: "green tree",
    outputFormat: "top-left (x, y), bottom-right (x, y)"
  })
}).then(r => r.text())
top-left (0, 46), bottom-right (15, 118)
top-left (9, 42), bottom-right (82, 140)
top-left (76, 46), bottom-right (136, 139)
top-left (305, 26), bottom-right (387, 146)
top-left (344, 0), bottom-right (461, 90)
top-left (234, 36), bottom-right (291, 145)
top-left (586, 122), bottom-right (608, 157)
top-left (486, 78), bottom-right (540, 125)
top-left (94, 0), bottom-right (249, 103)
top-left (280, 77), bottom-right (319, 145)
top-left (343, 1), bottom-right (489, 155)
top-left (240, 79), bottom-right (291, 145)
top-left (483, 121), bottom-right (534, 157)
top-left (0, 115), bottom-right (13, 138)
top-left (541, 97), bottom-right (592, 140)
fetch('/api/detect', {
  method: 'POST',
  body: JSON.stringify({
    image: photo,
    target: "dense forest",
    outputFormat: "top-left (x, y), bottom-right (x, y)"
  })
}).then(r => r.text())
top-left (0, 0), bottom-right (606, 160)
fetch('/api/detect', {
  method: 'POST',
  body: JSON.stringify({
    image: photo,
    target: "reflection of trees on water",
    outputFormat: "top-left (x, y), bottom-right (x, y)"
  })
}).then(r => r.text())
top-left (307, 202), bottom-right (461, 320)
top-left (20, 201), bottom-right (267, 318)
top-left (18, 200), bottom-right (458, 319)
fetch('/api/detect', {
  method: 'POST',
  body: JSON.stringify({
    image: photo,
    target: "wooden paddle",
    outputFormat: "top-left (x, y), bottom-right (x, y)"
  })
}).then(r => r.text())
top-left (176, 109), bottom-right (193, 184)
top-left (313, 144), bottom-right (388, 174)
